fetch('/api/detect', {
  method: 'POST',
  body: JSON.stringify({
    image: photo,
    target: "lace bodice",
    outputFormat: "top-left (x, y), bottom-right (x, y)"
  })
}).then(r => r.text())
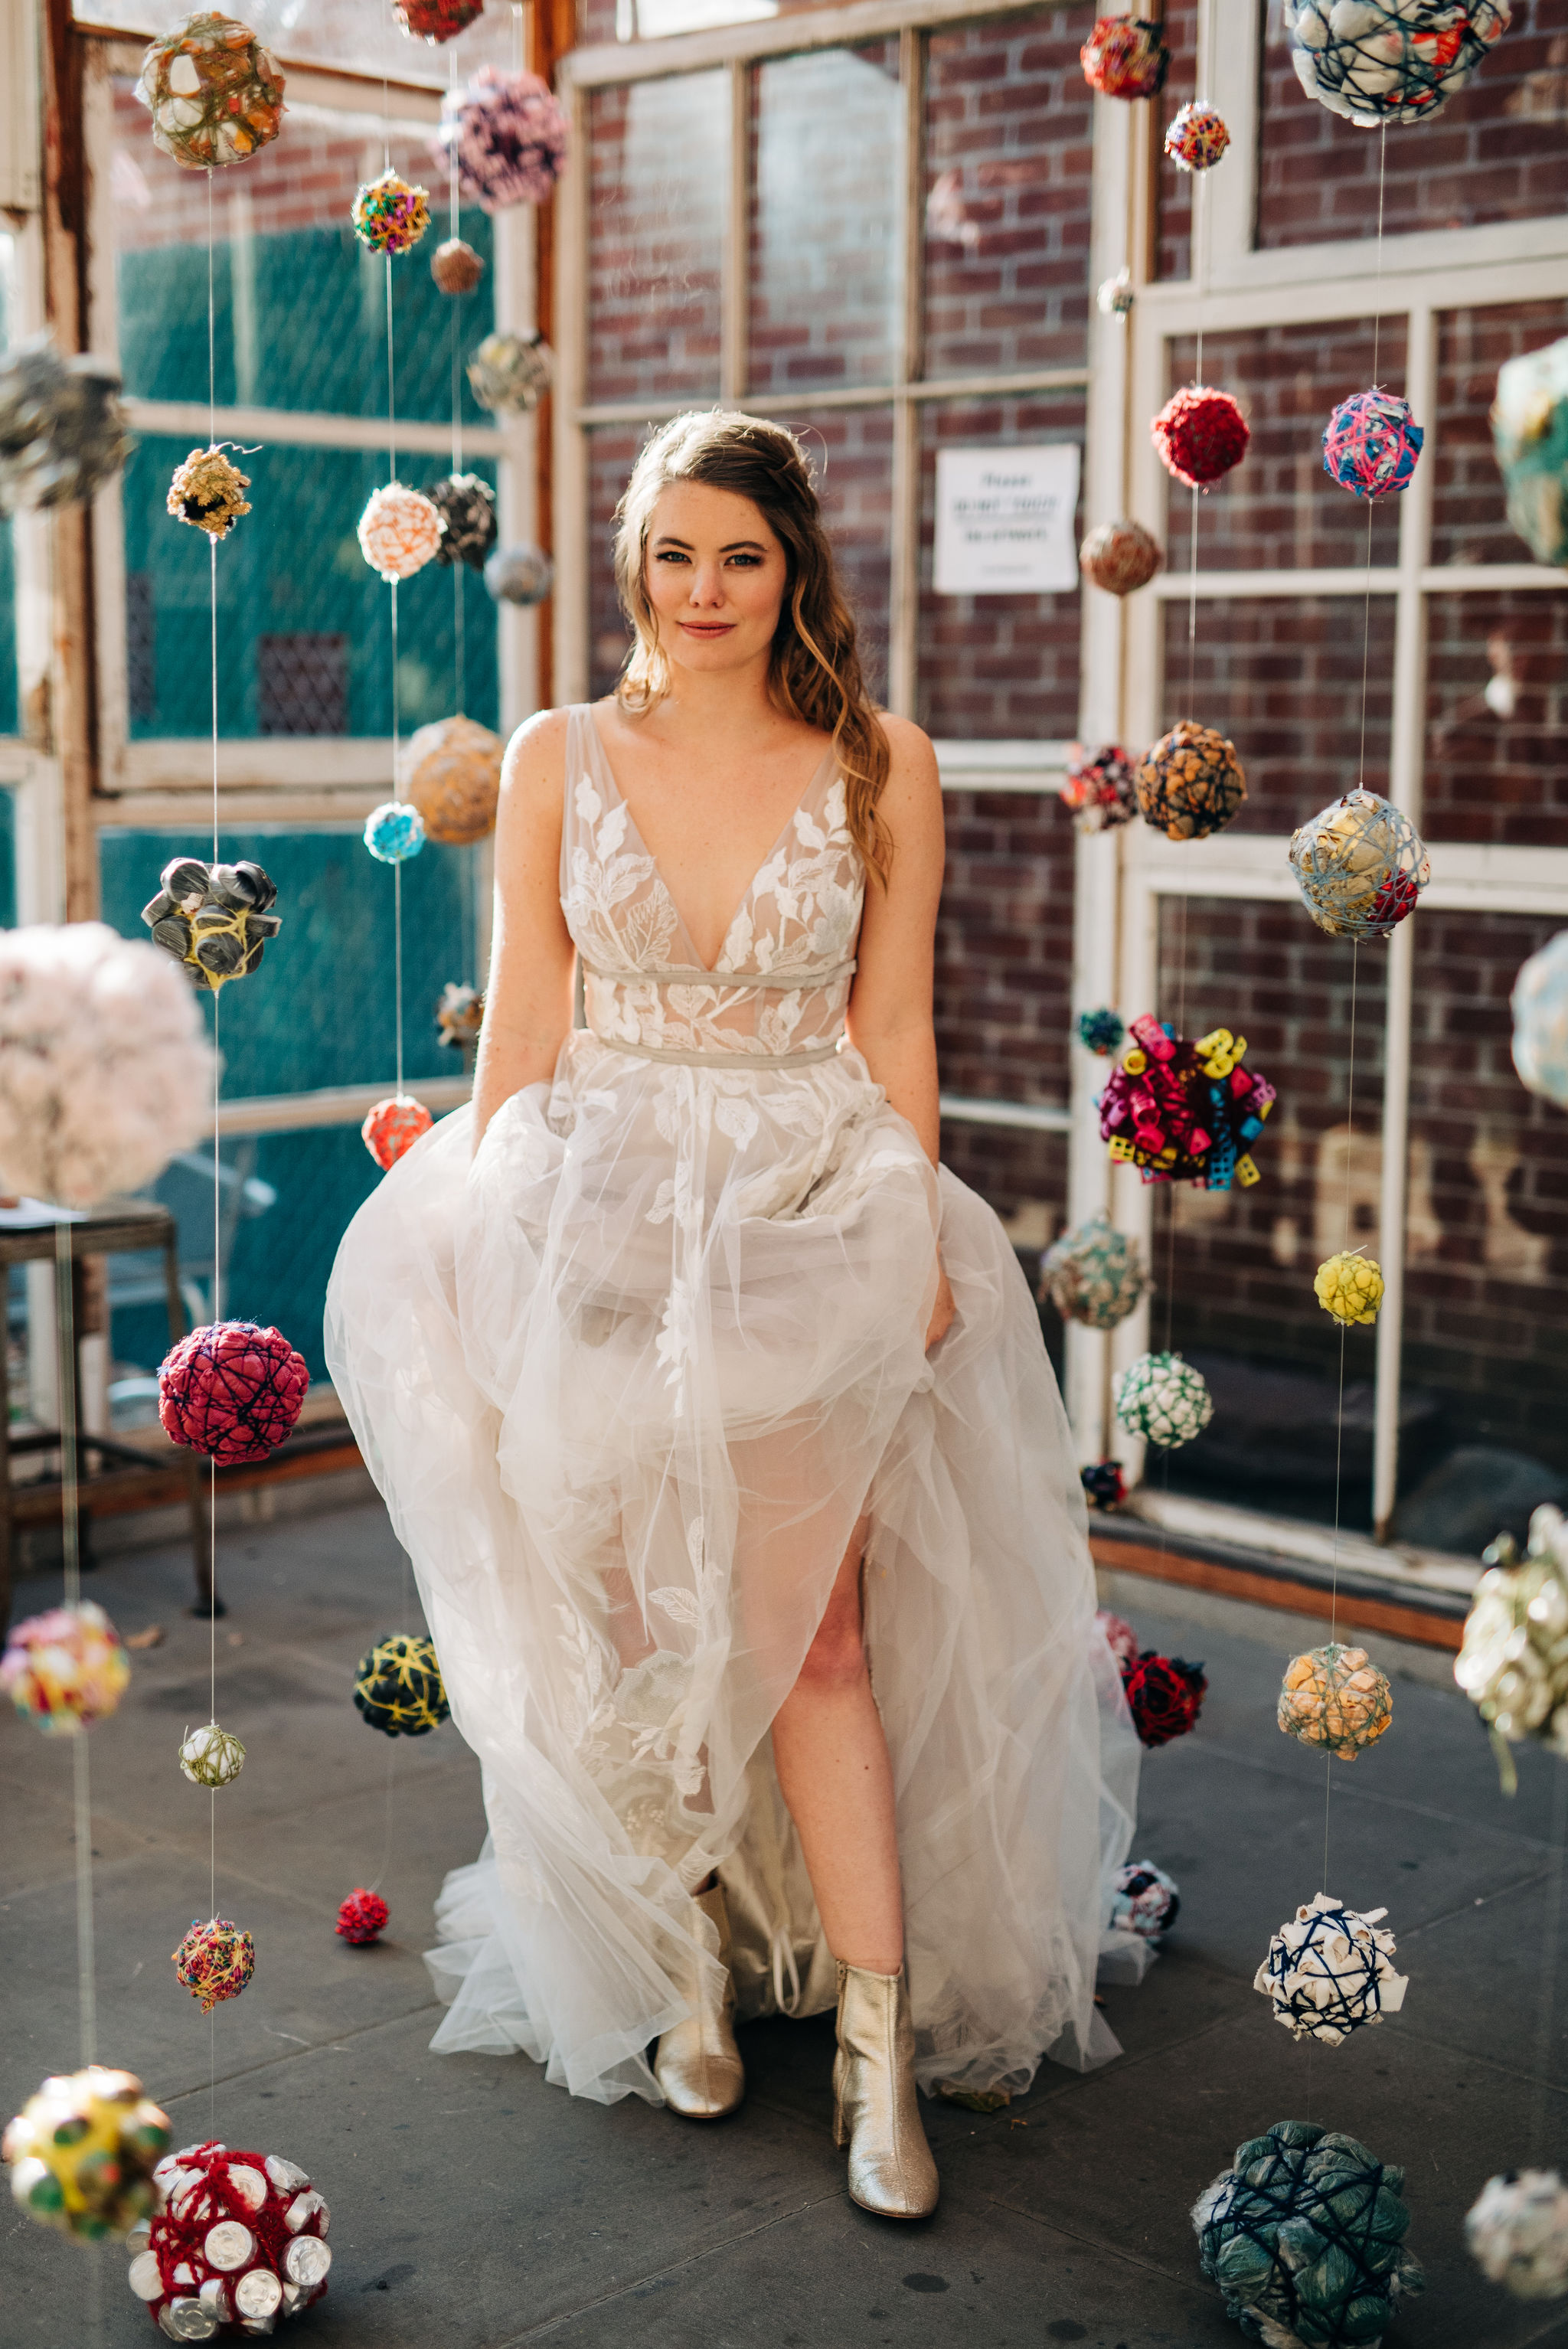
top-left (560, 704), bottom-right (865, 1066)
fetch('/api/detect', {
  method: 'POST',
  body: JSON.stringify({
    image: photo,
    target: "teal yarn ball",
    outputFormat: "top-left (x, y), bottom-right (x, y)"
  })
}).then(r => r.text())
top-left (1493, 337), bottom-right (1568, 570)
top-left (1511, 930), bottom-right (1568, 1109)
top-left (364, 802), bottom-right (426, 864)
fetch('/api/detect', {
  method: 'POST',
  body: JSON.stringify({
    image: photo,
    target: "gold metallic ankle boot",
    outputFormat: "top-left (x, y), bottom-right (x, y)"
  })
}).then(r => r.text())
top-left (831, 1962), bottom-right (939, 2219)
top-left (654, 1883), bottom-right (745, 2120)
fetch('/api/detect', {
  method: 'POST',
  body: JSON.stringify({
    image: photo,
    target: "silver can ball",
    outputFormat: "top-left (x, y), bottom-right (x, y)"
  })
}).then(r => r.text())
top-left (279, 2280), bottom-right (304, 2314)
top-left (128, 2249), bottom-right (164, 2301)
top-left (263, 2155), bottom-right (309, 2195)
top-left (126, 2217), bottom-right (154, 2254)
top-left (204, 2219), bottom-right (255, 2270)
top-left (283, 2234), bottom-right (332, 2289)
top-left (284, 2188), bottom-right (324, 2234)
top-left (240, 2323), bottom-right (277, 2339)
top-left (165, 2298), bottom-right (220, 2341)
top-left (226, 2161), bottom-right (268, 2211)
top-left (234, 2267), bottom-right (284, 2318)
top-left (198, 2279), bottom-right (233, 2322)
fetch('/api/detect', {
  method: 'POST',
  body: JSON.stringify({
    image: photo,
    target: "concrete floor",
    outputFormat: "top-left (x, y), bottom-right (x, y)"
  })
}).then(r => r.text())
top-left (3, 1498), bottom-right (1566, 2348)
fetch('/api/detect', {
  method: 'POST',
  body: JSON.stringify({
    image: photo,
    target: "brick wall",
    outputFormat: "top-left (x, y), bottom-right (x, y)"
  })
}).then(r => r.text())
top-left (1155, 0), bottom-right (1198, 283)
top-left (1426, 593), bottom-right (1568, 850)
top-left (1433, 296), bottom-right (1568, 564)
top-left (587, 74), bottom-right (726, 405)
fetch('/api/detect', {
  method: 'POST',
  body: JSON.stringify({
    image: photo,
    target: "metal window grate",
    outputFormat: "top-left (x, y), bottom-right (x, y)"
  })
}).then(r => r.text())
top-left (257, 633), bottom-right (350, 737)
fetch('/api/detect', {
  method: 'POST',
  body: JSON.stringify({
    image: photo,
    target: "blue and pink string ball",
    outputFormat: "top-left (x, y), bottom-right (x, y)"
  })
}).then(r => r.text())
top-left (1322, 390), bottom-right (1423, 501)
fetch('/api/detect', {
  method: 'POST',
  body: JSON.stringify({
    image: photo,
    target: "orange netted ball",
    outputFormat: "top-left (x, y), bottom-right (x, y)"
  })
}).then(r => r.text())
top-left (361, 1096), bottom-right (434, 1171)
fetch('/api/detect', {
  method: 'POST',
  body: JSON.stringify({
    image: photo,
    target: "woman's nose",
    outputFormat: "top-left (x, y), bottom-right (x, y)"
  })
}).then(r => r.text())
top-left (686, 562), bottom-right (727, 609)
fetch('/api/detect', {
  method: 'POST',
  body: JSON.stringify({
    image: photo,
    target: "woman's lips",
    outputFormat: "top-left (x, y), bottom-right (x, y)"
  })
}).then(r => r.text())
top-left (679, 621), bottom-right (734, 637)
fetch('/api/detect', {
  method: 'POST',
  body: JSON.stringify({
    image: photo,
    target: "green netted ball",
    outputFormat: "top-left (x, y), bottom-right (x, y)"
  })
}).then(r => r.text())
top-left (1039, 1213), bottom-right (1149, 1331)
top-left (1113, 1350), bottom-right (1212, 1449)
top-left (1194, 2119), bottom-right (1423, 2349)
top-left (353, 1633), bottom-right (449, 1737)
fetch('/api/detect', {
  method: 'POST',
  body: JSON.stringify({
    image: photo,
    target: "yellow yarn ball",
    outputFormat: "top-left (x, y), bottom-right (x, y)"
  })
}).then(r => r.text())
top-left (1315, 1251), bottom-right (1383, 1326)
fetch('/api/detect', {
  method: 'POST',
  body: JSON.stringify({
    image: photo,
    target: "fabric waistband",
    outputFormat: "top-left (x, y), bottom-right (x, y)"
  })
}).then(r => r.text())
top-left (583, 1031), bottom-right (847, 1070)
top-left (581, 958), bottom-right (857, 992)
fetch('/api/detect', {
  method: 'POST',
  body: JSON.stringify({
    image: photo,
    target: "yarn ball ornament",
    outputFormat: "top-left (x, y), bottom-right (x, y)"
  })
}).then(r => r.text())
top-left (362, 1095), bottom-right (435, 1170)
top-left (135, 13), bottom-right (285, 170)
top-left (1080, 518), bottom-right (1162, 596)
top-left (1076, 1005), bottom-right (1125, 1057)
top-left (436, 67), bottom-right (569, 211)
top-left (468, 330), bottom-right (555, 416)
top-left (1122, 1651), bottom-right (1207, 1747)
top-left (394, 0), bottom-right (482, 40)
top-left (1, 1602), bottom-right (129, 1735)
top-left (1315, 1249), bottom-right (1385, 1326)
top-left (0, 923), bottom-right (215, 1206)
top-left (1279, 1642), bottom-right (1393, 1761)
top-left (142, 856), bottom-right (281, 992)
top-left (172, 1917), bottom-right (255, 2014)
top-left (357, 484), bottom-right (444, 583)
top-left (0, 338), bottom-right (131, 513)
top-left (401, 717), bottom-right (502, 845)
top-left (1096, 1607), bottom-right (1139, 1672)
top-left (1492, 336), bottom-right (1568, 569)
top-left (178, 1720), bottom-right (247, 1789)
top-left (1099, 1015), bottom-right (1276, 1188)
top-left (351, 169), bottom-right (431, 256)
top-left (1323, 389), bottom-right (1424, 501)
top-left (430, 235), bottom-right (486, 294)
top-left (363, 800), bottom-right (426, 863)
top-left (1455, 1505), bottom-right (1568, 1766)
top-left (1194, 2120), bottom-right (1423, 2349)
top-left (353, 1632), bottom-right (450, 1736)
top-left (1254, 1891), bottom-right (1408, 2045)
top-left (1039, 1212), bottom-right (1149, 1331)
top-left (436, 981), bottom-right (484, 1050)
top-left (5, 2067), bottom-right (171, 2242)
top-left (1511, 930), bottom-right (1568, 1107)
top-left (1284, 0), bottom-right (1511, 127)
top-left (1136, 723), bottom-right (1246, 841)
top-left (1466, 2169), bottom-right (1568, 2301)
top-left (1289, 789), bottom-right (1430, 941)
top-left (1152, 385), bottom-right (1250, 490)
top-left (425, 471), bottom-right (497, 570)
top-left (1097, 267), bottom-right (1135, 318)
top-left (485, 541), bottom-right (555, 604)
top-left (131, 2138), bottom-right (332, 2334)
top-left (1110, 1859), bottom-right (1180, 1939)
top-left (1114, 1350), bottom-right (1214, 1448)
top-left (335, 1889), bottom-right (390, 1946)
top-left (1080, 15), bottom-right (1169, 98)
top-left (1058, 743), bottom-right (1139, 833)
top-left (166, 445), bottom-right (251, 539)
top-left (1164, 101), bottom-right (1230, 171)
top-left (158, 1322), bottom-right (309, 1467)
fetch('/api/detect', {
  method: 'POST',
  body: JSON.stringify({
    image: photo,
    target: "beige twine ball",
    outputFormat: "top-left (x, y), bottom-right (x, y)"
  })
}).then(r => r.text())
top-left (402, 716), bottom-right (504, 845)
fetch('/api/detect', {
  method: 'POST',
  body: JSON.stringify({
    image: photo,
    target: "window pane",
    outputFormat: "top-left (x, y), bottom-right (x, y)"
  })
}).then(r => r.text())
top-left (1165, 322), bottom-right (1406, 573)
top-left (936, 790), bottom-right (1074, 1107)
top-left (1144, 894), bottom-right (1392, 1531)
top-left (1161, 595), bottom-right (1395, 834)
top-left (1155, 0), bottom-right (1197, 283)
top-left (83, 0), bottom-right (514, 87)
top-left (917, 392), bottom-right (1083, 740)
top-left (923, 7), bottom-right (1092, 381)
top-left (1433, 297), bottom-right (1568, 567)
top-left (1425, 591), bottom-right (1568, 849)
top-left (1258, 0), bottom-right (1568, 253)
top-left (123, 439), bottom-right (498, 739)
top-left (587, 422), bottom-right (648, 701)
top-left (588, 74), bottom-right (726, 405)
top-left (749, 44), bottom-right (902, 395)
top-left (113, 83), bottom-right (495, 426)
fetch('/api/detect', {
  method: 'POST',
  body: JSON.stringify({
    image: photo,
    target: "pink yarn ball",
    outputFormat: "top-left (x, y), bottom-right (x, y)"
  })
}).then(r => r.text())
top-left (335, 1888), bottom-right (390, 1946)
top-left (435, 67), bottom-right (568, 212)
top-left (158, 1321), bottom-right (309, 1466)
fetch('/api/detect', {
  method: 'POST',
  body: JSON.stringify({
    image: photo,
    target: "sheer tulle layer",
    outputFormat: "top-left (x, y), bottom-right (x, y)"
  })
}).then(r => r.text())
top-left (325, 1034), bottom-right (1139, 2105)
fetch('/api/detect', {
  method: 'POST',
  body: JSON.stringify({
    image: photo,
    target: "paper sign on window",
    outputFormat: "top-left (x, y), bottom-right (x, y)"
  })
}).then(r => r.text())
top-left (933, 443), bottom-right (1081, 596)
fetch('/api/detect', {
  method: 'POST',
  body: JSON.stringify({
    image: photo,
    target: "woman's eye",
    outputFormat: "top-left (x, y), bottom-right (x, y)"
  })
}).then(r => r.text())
top-left (727, 554), bottom-right (762, 568)
top-left (655, 549), bottom-right (689, 564)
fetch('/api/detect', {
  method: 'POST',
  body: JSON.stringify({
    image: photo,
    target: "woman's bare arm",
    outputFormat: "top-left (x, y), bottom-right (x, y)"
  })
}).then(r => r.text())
top-left (471, 709), bottom-right (577, 1152)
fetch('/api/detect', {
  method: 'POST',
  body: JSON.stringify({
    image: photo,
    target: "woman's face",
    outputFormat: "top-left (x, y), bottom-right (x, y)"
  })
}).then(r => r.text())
top-left (642, 480), bottom-right (789, 678)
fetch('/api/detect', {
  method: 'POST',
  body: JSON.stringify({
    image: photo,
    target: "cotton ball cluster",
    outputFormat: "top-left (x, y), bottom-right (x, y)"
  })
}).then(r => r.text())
top-left (1455, 1504), bottom-right (1568, 1765)
top-left (0, 923), bottom-right (215, 1207)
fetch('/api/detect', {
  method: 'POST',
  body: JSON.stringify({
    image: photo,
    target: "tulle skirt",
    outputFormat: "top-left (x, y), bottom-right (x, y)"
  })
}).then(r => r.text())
top-left (325, 1031), bottom-right (1140, 2106)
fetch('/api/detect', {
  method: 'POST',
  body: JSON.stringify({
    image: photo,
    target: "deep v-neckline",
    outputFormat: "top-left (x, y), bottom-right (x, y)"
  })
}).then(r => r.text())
top-left (585, 714), bottom-right (836, 975)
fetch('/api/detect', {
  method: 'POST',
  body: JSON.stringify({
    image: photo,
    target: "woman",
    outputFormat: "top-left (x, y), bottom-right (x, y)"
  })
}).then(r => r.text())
top-left (326, 410), bottom-right (1138, 2223)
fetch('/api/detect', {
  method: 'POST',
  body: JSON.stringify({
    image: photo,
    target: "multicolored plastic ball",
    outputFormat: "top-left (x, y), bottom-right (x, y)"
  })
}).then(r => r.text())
top-left (1098, 1015), bottom-right (1276, 1189)
top-left (1279, 1643), bottom-right (1393, 1761)
top-left (1136, 722), bottom-right (1246, 841)
top-left (1315, 1250), bottom-right (1384, 1327)
top-left (358, 485), bottom-right (444, 583)
top-left (353, 1632), bottom-right (449, 1736)
top-left (1284, 0), bottom-right (1512, 126)
top-left (1492, 337), bottom-right (1568, 569)
top-left (1322, 390), bottom-right (1424, 501)
top-left (1058, 743), bottom-right (1139, 832)
top-left (361, 1095), bottom-right (435, 1171)
top-left (1289, 789), bottom-right (1430, 939)
top-left (1164, 102), bottom-right (1230, 171)
top-left (1467, 2168), bottom-right (1568, 2302)
top-left (351, 169), bottom-right (431, 256)
top-left (1113, 1351), bottom-right (1213, 1449)
top-left (364, 800), bottom-right (427, 864)
top-left (1076, 1005), bottom-right (1125, 1057)
top-left (1152, 386), bottom-right (1249, 490)
top-left (5, 2067), bottom-right (171, 2241)
top-left (1512, 931), bottom-right (1568, 1108)
top-left (1, 1602), bottom-right (130, 1734)
top-left (136, 11), bottom-right (285, 171)
top-left (335, 1888), bottom-right (390, 1946)
top-left (436, 66), bottom-right (570, 211)
top-left (172, 1916), bottom-right (256, 2013)
top-left (1079, 518), bottom-right (1162, 596)
top-left (1080, 15), bottom-right (1169, 99)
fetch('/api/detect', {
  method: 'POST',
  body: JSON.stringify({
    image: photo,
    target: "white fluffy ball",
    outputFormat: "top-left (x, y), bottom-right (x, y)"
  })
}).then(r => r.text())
top-left (1467, 2168), bottom-right (1568, 2300)
top-left (0, 923), bottom-right (216, 1207)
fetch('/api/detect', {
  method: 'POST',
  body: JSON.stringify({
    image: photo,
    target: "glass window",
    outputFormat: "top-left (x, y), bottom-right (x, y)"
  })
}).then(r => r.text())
top-left (1432, 297), bottom-right (1568, 567)
top-left (588, 73), bottom-right (727, 405)
top-left (122, 438), bottom-right (498, 740)
top-left (82, 0), bottom-right (516, 87)
top-left (1425, 591), bottom-right (1568, 851)
top-left (1154, 0), bottom-right (1197, 283)
top-left (749, 43), bottom-right (903, 395)
top-left (923, 8), bottom-right (1093, 381)
top-left (797, 404), bottom-right (893, 701)
top-left (0, 227), bottom-right (15, 742)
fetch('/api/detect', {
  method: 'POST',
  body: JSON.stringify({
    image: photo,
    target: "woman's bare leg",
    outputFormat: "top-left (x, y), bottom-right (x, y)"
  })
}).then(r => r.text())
top-left (770, 1522), bottom-right (903, 1974)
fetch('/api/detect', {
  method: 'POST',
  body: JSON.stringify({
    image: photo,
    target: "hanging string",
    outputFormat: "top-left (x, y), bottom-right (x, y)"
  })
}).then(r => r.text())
top-left (55, 1221), bottom-right (98, 2070)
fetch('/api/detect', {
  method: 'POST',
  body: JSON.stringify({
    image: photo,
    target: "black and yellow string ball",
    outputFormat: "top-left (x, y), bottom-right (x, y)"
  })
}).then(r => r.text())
top-left (352, 1633), bottom-right (449, 1736)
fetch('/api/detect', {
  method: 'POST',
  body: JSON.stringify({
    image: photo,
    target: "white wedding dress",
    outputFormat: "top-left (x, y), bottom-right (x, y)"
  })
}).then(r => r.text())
top-left (325, 705), bottom-right (1140, 2106)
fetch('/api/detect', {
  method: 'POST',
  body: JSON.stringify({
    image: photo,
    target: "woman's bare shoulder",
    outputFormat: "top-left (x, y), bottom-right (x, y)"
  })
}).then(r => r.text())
top-left (875, 713), bottom-right (942, 806)
top-left (499, 706), bottom-right (573, 820)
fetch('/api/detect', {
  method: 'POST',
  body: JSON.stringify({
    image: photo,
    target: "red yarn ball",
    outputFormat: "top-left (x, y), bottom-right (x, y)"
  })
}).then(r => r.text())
top-left (1080, 15), bottom-right (1169, 98)
top-left (1122, 1650), bottom-right (1207, 1748)
top-left (1152, 386), bottom-right (1250, 490)
top-left (158, 1322), bottom-right (309, 1466)
top-left (361, 1094), bottom-right (434, 1171)
top-left (135, 2139), bottom-right (331, 2334)
top-left (394, 0), bottom-right (482, 39)
top-left (335, 1888), bottom-right (390, 1946)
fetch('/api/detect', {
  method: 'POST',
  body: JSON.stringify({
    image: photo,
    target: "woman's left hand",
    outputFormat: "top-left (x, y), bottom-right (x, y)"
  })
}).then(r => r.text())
top-left (925, 1259), bottom-right (956, 1352)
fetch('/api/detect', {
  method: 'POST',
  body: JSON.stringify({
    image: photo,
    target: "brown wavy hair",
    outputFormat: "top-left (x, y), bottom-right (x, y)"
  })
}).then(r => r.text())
top-left (612, 410), bottom-right (893, 885)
